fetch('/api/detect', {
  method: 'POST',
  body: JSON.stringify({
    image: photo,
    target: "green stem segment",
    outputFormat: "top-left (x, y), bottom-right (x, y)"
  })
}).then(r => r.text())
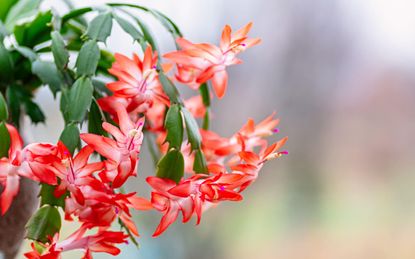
top-left (199, 83), bottom-right (211, 130)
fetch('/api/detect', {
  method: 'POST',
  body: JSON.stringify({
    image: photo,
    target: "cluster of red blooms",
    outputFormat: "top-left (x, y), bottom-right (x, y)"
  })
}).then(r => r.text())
top-left (0, 23), bottom-right (287, 258)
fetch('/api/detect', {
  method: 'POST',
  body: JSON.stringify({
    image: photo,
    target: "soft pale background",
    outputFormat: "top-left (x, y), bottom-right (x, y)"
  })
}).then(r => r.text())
top-left (17, 0), bottom-right (415, 258)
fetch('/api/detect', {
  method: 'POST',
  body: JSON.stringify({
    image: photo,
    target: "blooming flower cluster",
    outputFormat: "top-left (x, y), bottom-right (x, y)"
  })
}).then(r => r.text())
top-left (0, 23), bottom-right (287, 258)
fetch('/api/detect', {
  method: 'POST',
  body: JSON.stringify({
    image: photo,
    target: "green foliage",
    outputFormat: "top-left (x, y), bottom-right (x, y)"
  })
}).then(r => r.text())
top-left (6, 85), bottom-right (45, 126)
top-left (0, 0), bottom-right (19, 22)
top-left (51, 31), bottom-right (69, 71)
top-left (0, 122), bottom-right (10, 158)
top-left (158, 72), bottom-right (180, 103)
top-left (156, 149), bottom-right (185, 183)
top-left (65, 77), bottom-right (93, 123)
top-left (88, 98), bottom-right (107, 137)
top-left (39, 184), bottom-right (66, 208)
top-left (14, 11), bottom-right (52, 47)
top-left (5, 85), bottom-right (20, 126)
top-left (193, 149), bottom-right (208, 173)
top-left (0, 42), bottom-right (14, 83)
top-left (85, 11), bottom-right (113, 42)
top-left (182, 107), bottom-right (202, 151)
top-left (4, 0), bottom-right (41, 31)
top-left (113, 14), bottom-right (143, 42)
top-left (24, 98), bottom-right (45, 123)
top-left (0, 92), bottom-right (9, 121)
top-left (31, 60), bottom-right (62, 95)
top-left (164, 104), bottom-right (183, 149)
top-left (75, 40), bottom-right (100, 77)
top-left (26, 205), bottom-right (62, 243)
top-left (15, 46), bottom-right (37, 61)
top-left (59, 123), bottom-right (80, 155)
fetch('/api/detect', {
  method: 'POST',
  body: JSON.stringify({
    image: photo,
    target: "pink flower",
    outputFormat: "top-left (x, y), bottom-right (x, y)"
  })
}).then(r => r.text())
top-left (81, 104), bottom-right (144, 188)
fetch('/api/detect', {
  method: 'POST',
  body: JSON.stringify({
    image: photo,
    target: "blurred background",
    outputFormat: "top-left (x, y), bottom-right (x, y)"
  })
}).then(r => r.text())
top-left (19, 0), bottom-right (415, 258)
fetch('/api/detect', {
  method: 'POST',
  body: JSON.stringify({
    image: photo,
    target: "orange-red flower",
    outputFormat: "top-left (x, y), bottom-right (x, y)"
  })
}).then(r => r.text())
top-left (105, 46), bottom-right (169, 113)
top-left (165, 23), bottom-right (261, 98)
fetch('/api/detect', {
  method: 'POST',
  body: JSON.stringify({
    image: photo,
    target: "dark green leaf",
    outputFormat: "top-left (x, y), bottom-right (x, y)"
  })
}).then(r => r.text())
top-left (66, 77), bottom-right (93, 122)
top-left (193, 149), bottom-right (208, 174)
top-left (15, 46), bottom-right (37, 61)
top-left (202, 110), bottom-right (210, 130)
top-left (97, 49), bottom-right (115, 74)
top-left (108, 4), bottom-right (181, 44)
top-left (92, 78), bottom-right (112, 95)
top-left (156, 149), bottom-right (184, 183)
top-left (199, 83), bottom-right (210, 107)
top-left (75, 40), bottom-right (100, 77)
top-left (6, 86), bottom-right (20, 127)
top-left (0, 42), bottom-right (14, 82)
top-left (39, 184), bottom-right (66, 208)
top-left (5, 0), bottom-right (41, 30)
top-left (13, 11), bottom-right (52, 47)
top-left (24, 99), bottom-right (45, 124)
top-left (26, 205), bottom-right (61, 243)
top-left (158, 72), bottom-right (180, 103)
top-left (88, 99), bottom-right (106, 136)
top-left (51, 31), bottom-right (69, 71)
top-left (59, 123), bottom-right (80, 155)
top-left (0, 0), bottom-right (18, 22)
top-left (113, 14), bottom-right (143, 42)
top-left (85, 12), bottom-right (113, 42)
top-left (0, 122), bottom-right (10, 158)
top-left (0, 92), bottom-right (8, 121)
top-left (59, 89), bottom-right (69, 123)
top-left (182, 107), bottom-right (201, 151)
top-left (61, 7), bottom-right (93, 25)
top-left (31, 60), bottom-right (62, 96)
top-left (164, 104), bottom-right (183, 149)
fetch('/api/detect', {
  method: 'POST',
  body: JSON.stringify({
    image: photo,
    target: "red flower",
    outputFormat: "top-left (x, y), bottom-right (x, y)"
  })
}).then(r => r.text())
top-left (0, 124), bottom-right (57, 214)
top-left (25, 225), bottom-right (128, 259)
top-left (81, 105), bottom-right (144, 188)
top-left (51, 142), bottom-right (104, 205)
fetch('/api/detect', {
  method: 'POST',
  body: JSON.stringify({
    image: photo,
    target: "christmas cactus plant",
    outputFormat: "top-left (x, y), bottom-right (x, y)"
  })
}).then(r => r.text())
top-left (0, 1), bottom-right (288, 258)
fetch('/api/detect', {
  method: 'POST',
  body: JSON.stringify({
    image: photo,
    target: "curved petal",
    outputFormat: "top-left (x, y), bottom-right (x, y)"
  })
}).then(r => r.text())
top-left (77, 162), bottom-right (104, 178)
top-left (128, 196), bottom-right (153, 210)
top-left (102, 122), bottom-right (124, 142)
top-left (115, 104), bottom-right (135, 133)
top-left (211, 70), bottom-right (228, 99)
top-left (73, 146), bottom-right (94, 171)
top-left (152, 202), bottom-right (179, 237)
top-left (80, 134), bottom-right (122, 163)
top-left (1, 174), bottom-right (20, 215)
top-left (6, 124), bottom-right (23, 162)
top-left (112, 53), bottom-right (142, 81)
top-left (220, 25), bottom-right (232, 51)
